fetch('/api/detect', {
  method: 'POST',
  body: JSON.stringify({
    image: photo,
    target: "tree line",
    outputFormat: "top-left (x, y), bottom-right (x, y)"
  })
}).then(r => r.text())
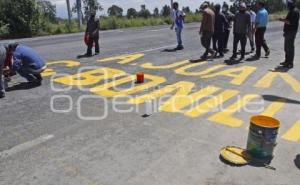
top-left (0, 0), bottom-right (294, 38)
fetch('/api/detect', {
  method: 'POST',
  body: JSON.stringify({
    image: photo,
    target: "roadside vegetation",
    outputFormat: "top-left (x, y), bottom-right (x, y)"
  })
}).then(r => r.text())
top-left (0, 0), bottom-right (292, 39)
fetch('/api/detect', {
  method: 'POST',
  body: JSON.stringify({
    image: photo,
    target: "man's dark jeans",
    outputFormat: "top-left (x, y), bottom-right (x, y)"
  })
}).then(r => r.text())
top-left (224, 29), bottom-right (231, 50)
top-left (284, 32), bottom-right (297, 65)
top-left (213, 32), bottom-right (225, 54)
top-left (87, 36), bottom-right (100, 55)
top-left (233, 33), bottom-right (247, 57)
top-left (201, 31), bottom-right (214, 57)
top-left (255, 27), bottom-right (269, 57)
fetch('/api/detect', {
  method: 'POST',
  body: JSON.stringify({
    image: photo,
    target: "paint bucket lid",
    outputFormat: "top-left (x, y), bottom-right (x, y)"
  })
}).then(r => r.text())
top-left (220, 146), bottom-right (252, 165)
top-left (251, 115), bottom-right (280, 128)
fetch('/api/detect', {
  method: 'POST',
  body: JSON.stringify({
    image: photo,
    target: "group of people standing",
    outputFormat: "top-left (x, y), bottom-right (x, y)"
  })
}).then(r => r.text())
top-left (171, 0), bottom-right (299, 69)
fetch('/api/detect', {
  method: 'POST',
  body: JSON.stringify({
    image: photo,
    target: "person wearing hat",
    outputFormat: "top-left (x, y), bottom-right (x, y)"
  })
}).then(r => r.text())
top-left (279, 0), bottom-right (300, 68)
top-left (247, 3), bottom-right (256, 53)
top-left (212, 4), bottom-right (228, 57)
top-left (6, 43), bottom-right (46, 85)
top-left (199, 2), bottom-right (216, 59)
top-left (254, 1), bottom-right (270, 59)
top-left (222, 2), bottom-right (234, 53)
top-left (231, 3), bottom-right (251, 60)
top-left (170, 2), bottom-right (185, 50)
top-left (85, 11), bottom-right (100, 57)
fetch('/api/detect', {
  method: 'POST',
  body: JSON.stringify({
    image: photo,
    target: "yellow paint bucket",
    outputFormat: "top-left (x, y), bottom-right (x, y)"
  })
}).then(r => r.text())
top-left (247, 115), bottom-right (280, 159)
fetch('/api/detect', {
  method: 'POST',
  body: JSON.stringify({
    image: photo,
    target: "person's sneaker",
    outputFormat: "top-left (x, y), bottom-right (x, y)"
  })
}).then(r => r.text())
top-left (265, 50), bottom-right (270, 57)
top-left (200, 55), bottom-right (208, 60)
top-left (253, 55), bottom-right (260, 59)
top-left (33, 74), bottom-right (43, 81)
top-left (176, 45), bottom-right (184, 50)
top-left (0, 92), bottom-right (5, 99)
top-left (280, 61), bottom-right (288, 66)
top-left (250, 48), bottom-right (255, 53)
top-left (230, 54), bottom-right (237, 59)
top-left (210, 50), bottom-right (217, 58)
top-left (240, 55), bottom-right (245, 60)
top-left (95, 51), bottom-right (100, 55)
top-left (283, 64), bottom-right (293, 69)
top-left (219, 53), bottom-right (224, 58)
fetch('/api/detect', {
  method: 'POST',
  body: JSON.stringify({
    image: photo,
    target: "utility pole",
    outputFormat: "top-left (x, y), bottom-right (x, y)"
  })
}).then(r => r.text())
top-left (76, 0), bottom-right (82, 30)
top-left (66, 0), bottom-right (72, 32)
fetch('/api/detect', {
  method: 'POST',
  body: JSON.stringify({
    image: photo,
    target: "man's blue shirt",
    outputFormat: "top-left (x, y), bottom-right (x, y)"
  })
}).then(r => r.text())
top-left (256, 8), bottom-right (268, 28)
top-left (12, 45), bottom-right (45, 72)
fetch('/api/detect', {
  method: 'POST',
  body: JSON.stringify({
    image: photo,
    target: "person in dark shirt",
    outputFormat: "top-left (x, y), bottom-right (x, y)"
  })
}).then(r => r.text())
top-left (279, 0), bottom-right (300, 68)
top-left (213, 4), bottom-right (229, 57)
top-left (222, 2), bottom-right (234, 53)
top-left (231, 3), bottom-right (251, 60)
top-left (85, 11), bottom-right (100, 56)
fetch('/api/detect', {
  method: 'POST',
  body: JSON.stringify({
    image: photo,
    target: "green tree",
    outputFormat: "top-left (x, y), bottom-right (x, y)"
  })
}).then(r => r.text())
top-left (153, 7), bottom-right (160, 17)
top-left (127, 8), bottom-right (138, 18)
top-left (72, 0), bottom-right (103, 21)
top-left (232, 0), bottom-right (285, 13)
top-left (161, 5), bottom-right (171, 17)
top-left (183, 6), bottom-right (191, 13)
top-left (108, 5), bottom-right (123, 17)
top-left (0, 0), bottom-right (41, 37)
top-left (37, 0), bottom-right (57, 23)
top-left (138, 5), bottom-right (151, 18)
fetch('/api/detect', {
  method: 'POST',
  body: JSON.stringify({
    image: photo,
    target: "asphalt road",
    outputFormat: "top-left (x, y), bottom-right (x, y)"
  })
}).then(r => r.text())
top-left (1, 22), bottom-right (300, 185)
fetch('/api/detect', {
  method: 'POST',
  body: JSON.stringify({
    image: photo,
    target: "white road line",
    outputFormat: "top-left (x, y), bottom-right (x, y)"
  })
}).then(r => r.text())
top-left (148, 28), bottom-right (169, 32)
top-left (0, 134), bottom-right (54, 159)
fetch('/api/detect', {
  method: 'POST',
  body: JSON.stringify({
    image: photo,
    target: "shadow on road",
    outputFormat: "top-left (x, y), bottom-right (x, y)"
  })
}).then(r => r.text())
top-left (294, 154), bottom-right (300, 170)
top-left (161, 48), bottom-right (178, 52)
top-left (6, 82), bottom-right (41, 92)
top-left (262, 95), bottom-right (300, 105)
top-left (224, 58), bottom-right (243, 65)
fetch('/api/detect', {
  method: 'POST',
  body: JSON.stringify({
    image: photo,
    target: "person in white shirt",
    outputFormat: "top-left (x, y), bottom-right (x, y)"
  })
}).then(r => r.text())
top-left (170, 2), bottom-right (185, 50)
top-left (247, 3), bottom-right (256, 53)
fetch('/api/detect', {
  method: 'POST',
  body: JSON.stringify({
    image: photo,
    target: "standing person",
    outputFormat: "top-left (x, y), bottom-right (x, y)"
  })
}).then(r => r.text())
top-left (213, 4), bottom-right (229, 57)
top-left (231, 3), bottom-right (251, 60)
top-left (254, 1), bottom-right (270, 59)
top-left (85, 11), bottom-right (100, 56)
top-left (0, 45), bottom-right (6, 98)
top-left (247, 3), bottom-right (256, 53)
top-left (170, 2), bottom-right (185, 50)
top-left (199, 2), bottom-right (216, 60)
top-left (222, 2), bottom-right (234, 53)
top-left (279, 0), bottom-right (300, 68)
top-left (7, 43), bottom-right (46, 85)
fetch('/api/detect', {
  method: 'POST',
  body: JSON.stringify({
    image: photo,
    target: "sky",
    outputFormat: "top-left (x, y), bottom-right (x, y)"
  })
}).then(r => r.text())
top-left (51, 0), bottom-right (228, 18)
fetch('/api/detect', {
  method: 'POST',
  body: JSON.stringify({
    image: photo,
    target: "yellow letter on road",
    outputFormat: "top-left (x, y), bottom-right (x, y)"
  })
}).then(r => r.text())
top-left (98, 53), bottom-right (144, 64)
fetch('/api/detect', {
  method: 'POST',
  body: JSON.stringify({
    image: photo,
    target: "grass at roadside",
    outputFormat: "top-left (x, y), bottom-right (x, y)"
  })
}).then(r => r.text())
top-left (0, 11), bottom-right (287, 39)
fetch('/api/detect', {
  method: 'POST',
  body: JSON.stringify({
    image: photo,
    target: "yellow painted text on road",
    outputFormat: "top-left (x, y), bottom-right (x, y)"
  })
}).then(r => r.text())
top-left (141, 60), bottom-right (189, 69)
top-left (282, 120), bottom-right (300, 142)
top-left (98, 53), bottom-right (144, 64)
top-left (54, 68), bottom-right (126, 86)
top-left (90, 74), bottom-right (165, 97)
top-left (202, 66), bottom-right (257, 85)
top-left (185, 89), bottom-right (240, 118)
top-left (255, 72), bottom-right (300, 93)
top-left (208, 94), bottom-right (259, 127)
